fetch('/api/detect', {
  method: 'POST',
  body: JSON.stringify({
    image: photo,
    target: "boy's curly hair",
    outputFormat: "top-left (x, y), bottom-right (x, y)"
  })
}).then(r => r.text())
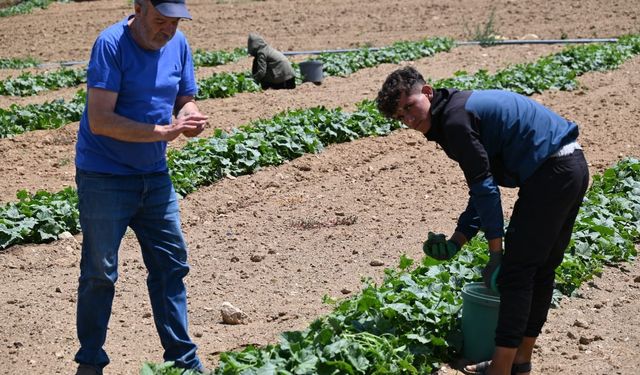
top-left (376, 66), bottom-right (426, 119)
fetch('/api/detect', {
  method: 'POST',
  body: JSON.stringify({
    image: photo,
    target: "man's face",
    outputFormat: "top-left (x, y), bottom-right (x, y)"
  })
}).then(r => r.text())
top-left (394, 84), bottom-right (433, 134)
top-left (135, 1), bottom-right (181, 50)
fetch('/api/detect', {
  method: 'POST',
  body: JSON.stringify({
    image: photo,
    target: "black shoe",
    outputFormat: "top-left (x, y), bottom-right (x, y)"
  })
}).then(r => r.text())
top-left (75, 364), bottom-right (102, 375)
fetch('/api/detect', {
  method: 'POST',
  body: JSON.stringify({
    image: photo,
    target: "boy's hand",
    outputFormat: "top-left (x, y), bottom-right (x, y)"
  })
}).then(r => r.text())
top-left (482, 250), bottom-right (502, 293)
top-left (423, 232), bottom-right (460, 261)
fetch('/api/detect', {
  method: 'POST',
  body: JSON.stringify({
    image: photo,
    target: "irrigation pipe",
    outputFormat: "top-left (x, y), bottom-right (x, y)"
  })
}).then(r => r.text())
top-left (36, 38), bottom-right (619, 68)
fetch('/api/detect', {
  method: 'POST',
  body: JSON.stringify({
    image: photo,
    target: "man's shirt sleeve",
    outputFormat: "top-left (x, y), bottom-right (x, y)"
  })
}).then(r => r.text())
top-left (178, 40), bottom-right (198, 97)
top-left (87, 37), bottom-right (121, 93)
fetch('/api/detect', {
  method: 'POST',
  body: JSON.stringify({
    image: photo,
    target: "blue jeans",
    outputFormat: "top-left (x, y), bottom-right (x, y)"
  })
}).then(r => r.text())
top-left (74, 169), bottom-right (201, 371)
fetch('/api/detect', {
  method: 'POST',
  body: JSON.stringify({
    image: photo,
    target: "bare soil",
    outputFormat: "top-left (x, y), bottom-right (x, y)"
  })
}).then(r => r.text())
top-left (0, 1), bottom-right (639, 374)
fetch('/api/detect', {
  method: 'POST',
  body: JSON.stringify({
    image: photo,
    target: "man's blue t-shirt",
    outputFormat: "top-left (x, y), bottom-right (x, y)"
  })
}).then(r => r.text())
top-left (75, 16), bottom-right (198, 174)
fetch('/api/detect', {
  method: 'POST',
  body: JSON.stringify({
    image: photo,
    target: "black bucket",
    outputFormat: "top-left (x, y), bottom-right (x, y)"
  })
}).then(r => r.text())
top-left (299, 60), bottom-right (324, 83)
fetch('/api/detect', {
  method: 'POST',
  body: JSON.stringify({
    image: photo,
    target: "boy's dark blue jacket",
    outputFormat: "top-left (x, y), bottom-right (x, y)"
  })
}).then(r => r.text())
top-left (425, 89), bottom-right (579, 241)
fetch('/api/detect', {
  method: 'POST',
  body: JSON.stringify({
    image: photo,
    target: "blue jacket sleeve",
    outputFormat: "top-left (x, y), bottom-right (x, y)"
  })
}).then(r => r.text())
top-left (455, 196), bottom-right (481, 241)
top-left (442, 113), bottom-right (504, 240)
top-left (468, 176), bottom-right (504, 239)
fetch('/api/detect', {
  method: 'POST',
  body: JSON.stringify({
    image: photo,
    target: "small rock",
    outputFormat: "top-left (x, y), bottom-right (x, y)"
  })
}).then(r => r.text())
top-left (634, 275), bottom-right (640, 283)
top-left (341, 288), bottom-right (352, 295)
top-left (520, 33), bottom-right (540, 40)
top-left (250, 254), bottom-right (265, 262)
top-left (370, 259), bottom-right (385, 267)
top-left (13, 342), bottom-right (23, 349)
top-left (55, 287), bottom-right (62, 293)
top-left (142, 312), bottom-right (152, 319)
top-left (579, 336), bottom-right (592, 345)
top-left (573, 319), bottom-right (589, 329)
top-left (58, 231), bottom-right (74, 240)
top-left (55, 351), bottom-right (64, 359)
top-left (193, 331), bottom-right (203, 338)
top-left (567, 331), bottom-right (577, 339)
top-left (220, 302), bottom-right (248, 325)
top-left (571, 354), bottom-right (579, 360)
top-left (230, 256), bottom-right (240, 263)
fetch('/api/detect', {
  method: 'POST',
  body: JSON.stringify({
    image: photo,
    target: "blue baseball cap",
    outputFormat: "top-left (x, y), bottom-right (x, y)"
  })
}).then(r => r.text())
top-left (150, 0), bottom-right (192, 20)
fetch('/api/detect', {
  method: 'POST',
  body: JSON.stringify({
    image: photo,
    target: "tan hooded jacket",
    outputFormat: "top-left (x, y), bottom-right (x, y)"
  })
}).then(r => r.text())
top-left (248, 33), bottom-right (295, 84)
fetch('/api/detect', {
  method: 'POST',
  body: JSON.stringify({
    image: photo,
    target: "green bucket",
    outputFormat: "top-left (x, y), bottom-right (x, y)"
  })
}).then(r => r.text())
top-left (461, 282), bottom-right (501, 362)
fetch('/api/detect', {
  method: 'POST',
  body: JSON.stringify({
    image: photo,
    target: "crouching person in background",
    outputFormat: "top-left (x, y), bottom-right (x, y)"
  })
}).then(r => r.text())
top-left (248, 33), bottom-right (296, 90)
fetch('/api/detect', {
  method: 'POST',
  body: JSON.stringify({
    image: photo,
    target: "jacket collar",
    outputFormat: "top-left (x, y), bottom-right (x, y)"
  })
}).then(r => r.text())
top-left (425, 88), bottom-right (455, 141)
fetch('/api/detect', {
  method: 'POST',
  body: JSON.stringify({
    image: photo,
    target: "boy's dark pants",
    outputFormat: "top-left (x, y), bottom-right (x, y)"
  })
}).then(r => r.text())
top-left (496, 150), bottom-right (589, 348)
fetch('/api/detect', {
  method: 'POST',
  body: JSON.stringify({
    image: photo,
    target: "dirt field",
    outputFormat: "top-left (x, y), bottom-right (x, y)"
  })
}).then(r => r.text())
top-left (0, 0), bottom-right (639, 374)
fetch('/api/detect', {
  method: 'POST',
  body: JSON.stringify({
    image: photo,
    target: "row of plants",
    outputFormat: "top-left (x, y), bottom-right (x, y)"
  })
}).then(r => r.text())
top-left (0, 0), bottom-right (63, 17)
top-left (167, 100), bottom-right (398, 196)
top-left (0, 188), bottom-right (79, 249)
top-left (1, 35), bottom-right (640, 248)
top-left (0, 57), bottom-right (40, 69)
top-left (185, 37), bottom-right (454, 101)
top-left (0, 67), bottom-right (86, 96)
top-left (0, 89), bottom-right (84, 138)
top-left (435, 34), bottom-right (640, 94)
top-left (0, 48), bottom-right (246, 96)
top-left (193, 47), bottom-right (248, 68)
top-left (175, 157), bottom-right (635, 375)
top-left (314, 38), bottom-right (454, 77)
top-left (0, 37), bottom-right (453, 98)
top-left (0, 37), bottom-right (453, 135)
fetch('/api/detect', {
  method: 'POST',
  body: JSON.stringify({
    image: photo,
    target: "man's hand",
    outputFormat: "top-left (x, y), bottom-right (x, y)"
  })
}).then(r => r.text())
top-left (423, 232), bottom-right (460, 261)
top-left (179, 113), bottom-right (208, 138)
top-left (160, 114), bottom-right (208, 141)
top-left (482, 250), bottom-right (502, 293)
top-left (174, 97), bottom-right (208, 138)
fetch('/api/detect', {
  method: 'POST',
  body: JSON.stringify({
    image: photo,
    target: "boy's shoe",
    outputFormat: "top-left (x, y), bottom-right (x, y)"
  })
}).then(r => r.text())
top-left (75, 364), bottom-right (102, 375)
top-left (195, 366), bottom-right (212, 374)
top-left (182, 366), bottom-right (212, 375)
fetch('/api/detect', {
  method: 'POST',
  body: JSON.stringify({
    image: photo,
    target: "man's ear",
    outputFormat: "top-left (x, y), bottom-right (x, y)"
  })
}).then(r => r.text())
top-left (134, 2), bottom-right (142, 15)
top-left (421, 85), bottom-right (434, 101)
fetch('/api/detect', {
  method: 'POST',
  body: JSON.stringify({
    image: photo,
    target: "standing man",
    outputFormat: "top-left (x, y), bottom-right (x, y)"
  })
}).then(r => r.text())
top-left (376, 66), bottom-right (589, 375)
top-left (74, 1), bottom-right (209, 374)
